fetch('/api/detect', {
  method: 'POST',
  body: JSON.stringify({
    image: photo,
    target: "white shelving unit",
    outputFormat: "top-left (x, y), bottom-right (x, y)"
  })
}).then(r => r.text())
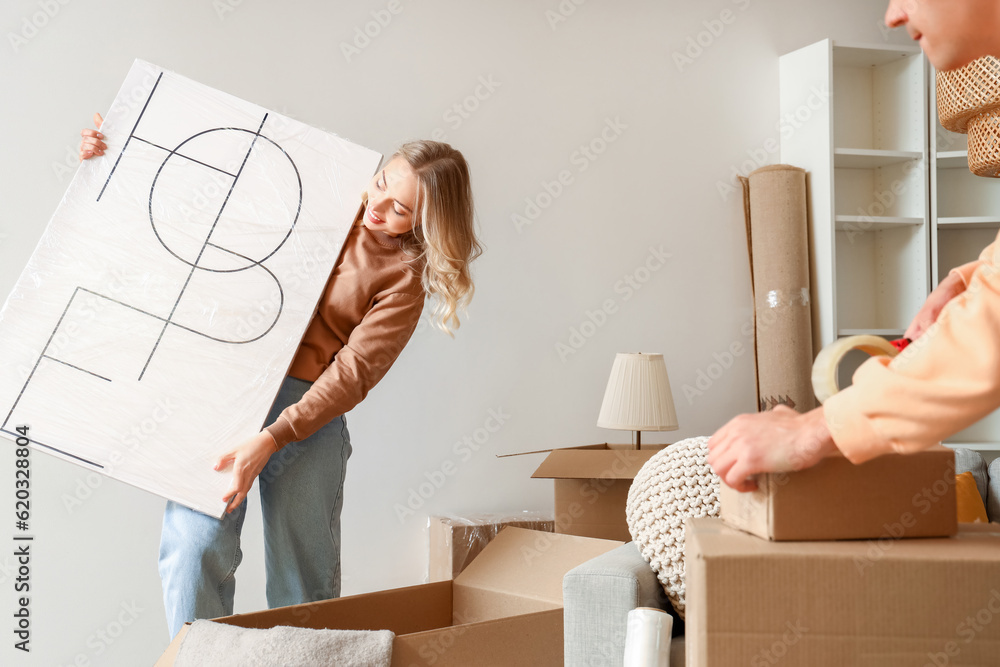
top-left (781, 40), bottom-right (1000, 455)
top-left (779, 39), bottom-right (929, 352)
top-left (930, 70), bottom-right (1000, 451)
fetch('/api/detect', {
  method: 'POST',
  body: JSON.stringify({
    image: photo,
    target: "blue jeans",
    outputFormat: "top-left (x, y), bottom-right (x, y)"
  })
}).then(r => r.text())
top-left (157, 376), bottom-right (351, 640)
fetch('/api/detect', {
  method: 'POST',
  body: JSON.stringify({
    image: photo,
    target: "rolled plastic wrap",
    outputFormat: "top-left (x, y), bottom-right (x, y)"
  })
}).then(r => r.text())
top-left (742, 165), bottom-right (815, 413)
top-left (623, 607), bottom-right (672, 667)
top-left (428, 512), bottom-right (555, 581)
top-left (0, 59), bottom-right (382, 518)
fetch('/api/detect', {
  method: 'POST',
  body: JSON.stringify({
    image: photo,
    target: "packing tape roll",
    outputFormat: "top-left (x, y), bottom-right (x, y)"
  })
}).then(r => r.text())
top-left (623, 607), bottom-right (672, 667)
top-left (812, 335), bottom-right (899, 404)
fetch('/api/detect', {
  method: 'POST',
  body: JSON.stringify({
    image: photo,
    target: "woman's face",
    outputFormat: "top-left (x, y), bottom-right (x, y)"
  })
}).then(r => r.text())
top-left (363, 156), bottom-right (419, 238)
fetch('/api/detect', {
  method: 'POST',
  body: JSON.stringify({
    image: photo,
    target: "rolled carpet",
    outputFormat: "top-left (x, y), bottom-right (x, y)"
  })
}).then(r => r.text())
top-left (174, 619), bottom-right (394, 667)
top-left (742, 164), bottom-right (815, 413)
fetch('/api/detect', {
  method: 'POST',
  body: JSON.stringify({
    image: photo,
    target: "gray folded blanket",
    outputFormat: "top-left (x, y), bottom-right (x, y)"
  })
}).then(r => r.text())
top-left (174, 620), bottom-right (394, 667)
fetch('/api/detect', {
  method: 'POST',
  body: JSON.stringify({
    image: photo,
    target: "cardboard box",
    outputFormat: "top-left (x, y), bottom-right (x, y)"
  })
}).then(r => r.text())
top-left (720, 445), bottom-right (957, 541)
top-left (685, 518), bottom-right (1000, 666)
top-left (156, 528), bottom-right (622, 667)
top-left (506, 443), bottom-right (665, 541)
top-left (428, 513), bottom-right (554, 581)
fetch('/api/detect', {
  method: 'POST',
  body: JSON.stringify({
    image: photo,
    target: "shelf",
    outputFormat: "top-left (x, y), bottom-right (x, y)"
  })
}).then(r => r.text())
top-left (937, 216), bottom-right (1000, 229)
top-left (834, 215), bottom-right (922, 231)
top-left (834, 148), bottom-right (921, 168)
top-left (837, 329), bottom-right (904, 337)
top-left (936, 150), bottom-right (969, 169)
top-left (832, 42), bottom-right (921, 68)
top-left (944, 442), bottom-right (1000, 453)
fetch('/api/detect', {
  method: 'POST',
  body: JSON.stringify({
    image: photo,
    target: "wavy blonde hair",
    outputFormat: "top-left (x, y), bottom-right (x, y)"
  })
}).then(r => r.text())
top-left (393, 140), bottom-right (482, 336)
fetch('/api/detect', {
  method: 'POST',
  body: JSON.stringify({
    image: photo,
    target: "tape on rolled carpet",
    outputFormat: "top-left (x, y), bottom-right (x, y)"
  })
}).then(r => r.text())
top-left (742, 164), bottom-right (815, 413)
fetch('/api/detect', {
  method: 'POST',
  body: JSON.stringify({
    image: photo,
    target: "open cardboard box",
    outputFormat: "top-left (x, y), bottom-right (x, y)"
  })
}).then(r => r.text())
top-left (503, 443), bottom-right (666, 541)
top-left (719, 444), bottom-right (957, 541)
top-left (155, 527), bottom-right (622, 666)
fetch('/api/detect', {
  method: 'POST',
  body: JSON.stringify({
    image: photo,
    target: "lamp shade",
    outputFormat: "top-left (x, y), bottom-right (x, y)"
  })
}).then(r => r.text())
top-left (597, 353), bottom-right (679, 431)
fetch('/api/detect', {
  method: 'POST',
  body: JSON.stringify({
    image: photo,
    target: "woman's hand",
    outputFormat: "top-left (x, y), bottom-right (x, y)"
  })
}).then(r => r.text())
top-left (79, 112), bottom-right (106, 161)
top-left (214, 430), bottom-right (278, 514)
top-left (706, 405), bottom-right (838, 491)
top-left (904, 272), bottom-right (966, 341)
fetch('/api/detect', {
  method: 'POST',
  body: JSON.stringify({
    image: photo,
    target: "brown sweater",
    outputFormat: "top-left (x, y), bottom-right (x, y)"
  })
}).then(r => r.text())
top-left (264, 207), bottom-right (425, 450)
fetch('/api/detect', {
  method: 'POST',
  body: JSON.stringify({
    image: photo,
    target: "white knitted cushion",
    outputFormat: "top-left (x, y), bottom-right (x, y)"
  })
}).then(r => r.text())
top-left (626, 436), bottom-right (720, 619)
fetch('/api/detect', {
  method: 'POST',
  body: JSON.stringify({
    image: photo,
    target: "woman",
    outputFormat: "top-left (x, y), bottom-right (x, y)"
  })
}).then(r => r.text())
top-left (80, 115), bottom-right (482, 638)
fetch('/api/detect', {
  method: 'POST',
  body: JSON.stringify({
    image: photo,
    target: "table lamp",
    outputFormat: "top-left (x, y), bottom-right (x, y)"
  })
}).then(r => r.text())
top-left (597, 352), bottom-right (678, 449)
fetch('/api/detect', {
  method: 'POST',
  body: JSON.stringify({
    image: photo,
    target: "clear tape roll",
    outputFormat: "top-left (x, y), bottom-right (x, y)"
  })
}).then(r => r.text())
top-left (811, 335), bottom-right (899, 404)
top-left (623, 607), bottom-right (672, 667)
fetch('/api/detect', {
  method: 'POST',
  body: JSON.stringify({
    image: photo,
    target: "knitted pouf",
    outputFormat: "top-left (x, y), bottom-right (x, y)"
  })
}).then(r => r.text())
top-left (626, 436), bottom-right (720, 619)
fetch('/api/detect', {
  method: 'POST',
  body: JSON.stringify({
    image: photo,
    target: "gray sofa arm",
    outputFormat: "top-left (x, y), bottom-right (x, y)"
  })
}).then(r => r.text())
top-left (563, 541), bottom-right (684, 666)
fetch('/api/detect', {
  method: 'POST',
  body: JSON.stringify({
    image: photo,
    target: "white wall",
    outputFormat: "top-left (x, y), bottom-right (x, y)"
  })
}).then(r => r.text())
top-left (0, 1), bottom-right (909, 664)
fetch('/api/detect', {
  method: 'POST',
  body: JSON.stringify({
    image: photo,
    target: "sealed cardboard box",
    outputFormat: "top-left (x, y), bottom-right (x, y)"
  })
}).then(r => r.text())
top-left (719, 445), bottom-right (957, 541)
top-left (685, 517), bottom-right (1000, 666)
top-left (156, 528), bottom-right (622, 667)
top-left (428, 512), bottom-right (554, 581)
top-left (505, 443), bottom-right (666, 541)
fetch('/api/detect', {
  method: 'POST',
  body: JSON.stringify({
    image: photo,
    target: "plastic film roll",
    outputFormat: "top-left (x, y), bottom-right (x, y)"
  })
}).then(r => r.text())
top-left (623, 607), bottom-right (672, 667)
top-left (812, 335), bottom-right (899, 404)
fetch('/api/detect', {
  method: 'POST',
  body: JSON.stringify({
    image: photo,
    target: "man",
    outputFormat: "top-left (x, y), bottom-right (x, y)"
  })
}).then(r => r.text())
top-left (707, 0), bottom-right (1000, 491)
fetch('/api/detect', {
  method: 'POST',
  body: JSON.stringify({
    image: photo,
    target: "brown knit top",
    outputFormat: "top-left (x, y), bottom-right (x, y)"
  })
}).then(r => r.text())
top-left (264, 206), bottom-right (425, 450)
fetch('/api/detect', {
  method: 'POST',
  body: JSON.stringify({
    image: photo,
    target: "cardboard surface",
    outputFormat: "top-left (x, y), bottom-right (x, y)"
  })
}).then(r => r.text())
top-left (686, 518), bottom-right (1000, 666)
top-left (156, 528), bottom-right (622, 666)
top-left (428, 513), bottom-right (554, 581)
top-left (720, 445), bottom-right (957, 540)
top-left (0, 59), bottom-right (380, 517)
top-left (520, 443), bottom-right (666, 541)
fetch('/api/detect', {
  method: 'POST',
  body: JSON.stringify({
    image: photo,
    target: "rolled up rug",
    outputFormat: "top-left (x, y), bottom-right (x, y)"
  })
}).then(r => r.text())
top-left (174, 619), bottom-right (394, 667)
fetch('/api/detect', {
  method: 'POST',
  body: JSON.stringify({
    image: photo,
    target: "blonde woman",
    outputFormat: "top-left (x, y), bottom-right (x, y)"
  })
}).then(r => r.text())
top-left (80, 120), bottom-right (482, 638)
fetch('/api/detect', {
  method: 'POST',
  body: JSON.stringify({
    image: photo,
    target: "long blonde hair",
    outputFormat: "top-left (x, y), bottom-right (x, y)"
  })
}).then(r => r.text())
top-left (393, 140), bottom-right (482, 336)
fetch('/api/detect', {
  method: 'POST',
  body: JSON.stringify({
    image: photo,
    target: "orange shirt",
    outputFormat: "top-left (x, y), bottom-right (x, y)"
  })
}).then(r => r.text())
top-left (263, 207), bottom-right (425, 450)
top-left (823, 231), bottom-right (1000, 463)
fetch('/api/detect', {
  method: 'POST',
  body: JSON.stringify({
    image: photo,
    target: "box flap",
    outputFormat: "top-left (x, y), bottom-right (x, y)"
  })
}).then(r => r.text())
top-left (531, 447), bottom-right (663, 479)
top-left (452, 527), bottom-right (622, 623)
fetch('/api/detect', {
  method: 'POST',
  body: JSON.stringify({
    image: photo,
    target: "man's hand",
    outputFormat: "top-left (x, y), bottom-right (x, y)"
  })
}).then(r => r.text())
top-left (214, 430), bottom-right (278, 514)
top-left (905, 272), bottom-right (966, 341)
top-left (706, 405), bottom-right (838, 492)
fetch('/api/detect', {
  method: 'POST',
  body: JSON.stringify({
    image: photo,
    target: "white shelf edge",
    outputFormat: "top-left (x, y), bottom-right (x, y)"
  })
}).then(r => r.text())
top-left (834, 215), bottom-right (923, 230)
top-left (936, 150), bottom-right (970, 169)
top-left (937, 216), bottom-right (1000, 229)
top-left (837, 329), bottom-right (905, 337)
top-left (834, 148), bottom-right (922, 168)
top-left (944, 442), bottom-right (1000, 452)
